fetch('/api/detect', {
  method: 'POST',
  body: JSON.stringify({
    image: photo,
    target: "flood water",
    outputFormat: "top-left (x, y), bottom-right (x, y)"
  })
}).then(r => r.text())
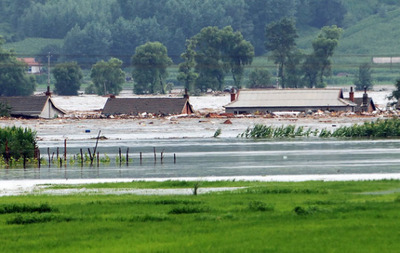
top-left (1, 138), bottom-right (400, 180)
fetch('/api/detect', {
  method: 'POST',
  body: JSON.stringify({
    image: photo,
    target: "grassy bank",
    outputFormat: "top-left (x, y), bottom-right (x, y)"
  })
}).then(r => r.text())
top-left (0, 180), bottom-right (400, 252)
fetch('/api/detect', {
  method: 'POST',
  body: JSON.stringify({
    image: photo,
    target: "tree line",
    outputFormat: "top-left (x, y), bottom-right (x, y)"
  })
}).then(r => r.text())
top-left (0, 0), bottom-right (356, 64)
top-left (1, 19), bottom-right (346, 96)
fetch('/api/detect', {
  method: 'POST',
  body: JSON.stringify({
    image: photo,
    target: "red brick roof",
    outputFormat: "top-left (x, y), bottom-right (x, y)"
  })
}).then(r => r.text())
top-left (17, 58), bottom-right (42, 66)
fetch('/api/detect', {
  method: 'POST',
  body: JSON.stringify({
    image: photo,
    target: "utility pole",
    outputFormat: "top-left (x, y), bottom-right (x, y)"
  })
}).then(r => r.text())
top-left (46, 52), bottom-right (51, 96)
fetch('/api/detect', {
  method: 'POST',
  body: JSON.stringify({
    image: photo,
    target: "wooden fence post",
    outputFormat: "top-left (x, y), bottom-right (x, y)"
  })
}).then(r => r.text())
top-left (64, 139), bottom-right (67, 162)
top-left (126, 148), bottom-right (129, 166)
top-left (119, 148), bottom-right (122, 166)
top-left (80, 149), bottom-right (83, 167)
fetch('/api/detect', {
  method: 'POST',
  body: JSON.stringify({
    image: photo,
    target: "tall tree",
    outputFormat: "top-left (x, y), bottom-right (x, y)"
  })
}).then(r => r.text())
top-left (52, 62), bottom-right (83, 95)
top-left (180, 26), bottom-right (254, 92)
top-left (0, 37), bottom-right (36, 96)
top-left (285, 49), bottom-right (306, 88)
top-left (247, 69), bottom-right (272, 88)
top-left (132, 42), bottom-right (172, 94)
top-left (246, 0), bottom-right (297, 55)
top-left (177, 40), bottom-right (198, 93)
top-left (390, 79), bottom-right (400, 104)
top-left (265, 18), bottom-right (298, 88)
top-left (311, 25), bottom-right (342, 87)
top-left (63, 22), bottom-right (112, 67)
top-left (354, 63), bottom-right (373, 91)
top-left (309, 0), bottom-right (346, 28)
top-left (91, 58), bottom-right (125, 95)
top-left (302, 54), bottom-right (319, 88)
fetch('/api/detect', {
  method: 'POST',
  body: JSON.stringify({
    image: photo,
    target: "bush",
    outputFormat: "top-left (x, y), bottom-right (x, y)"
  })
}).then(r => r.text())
top-left (0, 126), bottom-right (37, 160)
top-left (0, 203), bottom-right (53, 214)
top-left (7, 214), bottom-right (72, 225)
top-left (248, 201), bottom-right (274, 212)
top-left (169, 205), bottom-right (208, 214)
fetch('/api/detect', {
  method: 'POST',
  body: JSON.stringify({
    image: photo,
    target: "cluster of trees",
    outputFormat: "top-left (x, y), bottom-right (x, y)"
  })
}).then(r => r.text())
top-left (0, 126), bottom-right (37, 160)
top-left (1, 0), bottom-right (393, 96)
top-left (0, 37), bottom-right (35, 96)
top-left (252, 19), bottom-right (343, 89)
top-left (178, 26), bottom-right (254, 93)
top-left (4, 0), bottom-right (392, 65)
top-left (0, 18), bottom-right (343, 96)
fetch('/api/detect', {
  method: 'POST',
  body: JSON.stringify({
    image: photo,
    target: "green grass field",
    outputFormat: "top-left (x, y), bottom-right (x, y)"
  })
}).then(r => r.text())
top-left (0, 180), bottom-right (400, 252)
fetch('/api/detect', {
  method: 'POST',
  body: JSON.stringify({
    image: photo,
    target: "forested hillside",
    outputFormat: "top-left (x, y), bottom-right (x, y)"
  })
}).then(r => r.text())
top-left (2, 0), bottom-right (400, 66)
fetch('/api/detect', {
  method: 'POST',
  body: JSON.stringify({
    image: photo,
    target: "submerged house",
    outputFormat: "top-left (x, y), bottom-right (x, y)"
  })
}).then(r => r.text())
top-left (0, 96), bottom-right (65, 119)
top-left (225, 89), bottom-right (357, 114)
top-left (102, 97), bottom-right (194, 116)
top-left (348, 87), bottom-right (376, 113)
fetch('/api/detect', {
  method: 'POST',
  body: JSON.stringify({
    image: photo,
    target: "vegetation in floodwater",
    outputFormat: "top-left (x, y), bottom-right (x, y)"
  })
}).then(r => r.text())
top-left (239, 118), bottom-right (400, 139)
top-left (0, 126), bottom-right (37, 160)
top-left (213, 128), bottom-right (222, 138)
top-left (239, 124), bottom-right (316, 138)
top-left (0, 180), bottom-right (400, 252)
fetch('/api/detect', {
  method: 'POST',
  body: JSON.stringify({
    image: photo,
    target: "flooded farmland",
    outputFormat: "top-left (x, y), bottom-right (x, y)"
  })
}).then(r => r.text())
top-left (1, 137), bottom-right (400, 180)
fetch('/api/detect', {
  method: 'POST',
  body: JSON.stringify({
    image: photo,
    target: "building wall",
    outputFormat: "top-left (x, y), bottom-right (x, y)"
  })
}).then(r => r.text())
top-left (226, 106), bottom-right (354, 114)
top-left (39, 100), bottom-right (64, 119)
top-left (28, 66), bottom-right (42, 74)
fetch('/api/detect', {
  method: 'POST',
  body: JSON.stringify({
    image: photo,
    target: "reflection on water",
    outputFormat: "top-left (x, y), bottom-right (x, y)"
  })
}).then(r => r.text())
top-left (1, 138), bottom-right (400, 180)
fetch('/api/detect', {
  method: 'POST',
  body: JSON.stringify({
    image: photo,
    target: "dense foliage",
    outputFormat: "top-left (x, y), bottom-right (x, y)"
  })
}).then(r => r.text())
top-left (90, 58), bottom-right (125, 95)
top-left (0, 126), bottom-right (37, 160)
top-left (354, 63), bottom-right (374, 91)
top-left (179, 26), bottom-right (253, 92)
top-left (2, 0), bottom-right (398, 62)
top-left (240, 118), bottom-right (400, 138)
top-left (132, 42), bottom-right (172, 94)
top-left (52, 62), bottom-right (83, 95)
top-left (0, 37), bottom-right (36, 96)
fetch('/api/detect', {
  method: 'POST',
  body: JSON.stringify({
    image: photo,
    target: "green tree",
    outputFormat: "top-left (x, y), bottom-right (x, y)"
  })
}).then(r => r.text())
top-left (110, 17), bottom-right (164, 65)
top-left (265, 18), bottom-right (298, 88)
top-left (131, 42), bottom-right (172, 94)
top-left (63, 22), bottom-right (112, 67)
top-left (246, 0), bottom-right (297, 55)
top-left (302, 54), bottom-right (319, 88)
top-left (285, 49), bottom-right (306, 88)
top-left (36, 44), bottom-right (62, 65)
top-left (0, 37), bottom-right (36, 96)
top-left (309, 0), bottom-right (346, 28)
top-left (354, 63), bottom-right (373, 91)
top-left (52, 62), bottom-right (83, 95)
top-left (391, 79), bottom-right (400, 104)
top-left (0, 102), bottom-right (11, 117)
top-left (248, 69), bottom-right (272, 88)
top-left (180, 26), bottom-right (254, 92)
top-left (310, 25), bottom-right (342, 87)
top-left (177, 40), bottom-right (198, 93)
top-left (0, 126), bottom-right (37, 160)
top-left (91, 58), bottom-right (125, 95)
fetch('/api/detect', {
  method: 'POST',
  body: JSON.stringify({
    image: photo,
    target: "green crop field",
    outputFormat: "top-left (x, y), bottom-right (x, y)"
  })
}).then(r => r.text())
top-left (1, 180), bottom-right (400, 252)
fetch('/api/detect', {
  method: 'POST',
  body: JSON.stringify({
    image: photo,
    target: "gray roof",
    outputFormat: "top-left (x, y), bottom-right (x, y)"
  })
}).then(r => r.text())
top-left (0, 96), bottom-right (65, 117)
top-left (225, 89), bottom-right (356, 109)
top-left (102, 97), bottom-right (193, 115)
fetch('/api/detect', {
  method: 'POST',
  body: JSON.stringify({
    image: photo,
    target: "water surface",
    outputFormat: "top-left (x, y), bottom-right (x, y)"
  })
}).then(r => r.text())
top-left (1, 138), bottom-right (399, 180)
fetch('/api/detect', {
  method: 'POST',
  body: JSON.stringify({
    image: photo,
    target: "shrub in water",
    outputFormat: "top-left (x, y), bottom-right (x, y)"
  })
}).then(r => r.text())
top-left (0, 126), bottom-right (37, 160)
